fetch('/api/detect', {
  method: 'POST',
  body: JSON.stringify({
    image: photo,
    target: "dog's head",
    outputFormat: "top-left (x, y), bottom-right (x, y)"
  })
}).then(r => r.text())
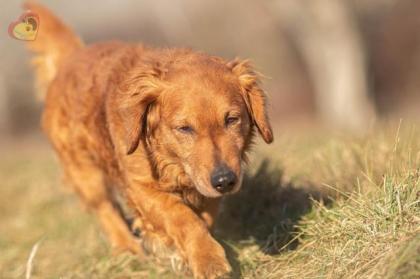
top-left (118, 52), bottom-right (273, 197)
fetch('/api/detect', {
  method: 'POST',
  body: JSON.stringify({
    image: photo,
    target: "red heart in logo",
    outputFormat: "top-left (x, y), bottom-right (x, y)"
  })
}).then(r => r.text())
top-left (8, 11), bottom-right (40, 41)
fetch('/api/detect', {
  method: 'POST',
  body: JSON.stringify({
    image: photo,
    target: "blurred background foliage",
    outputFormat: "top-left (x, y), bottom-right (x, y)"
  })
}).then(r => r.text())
top-left (0, 0), bottom-right (419, 137)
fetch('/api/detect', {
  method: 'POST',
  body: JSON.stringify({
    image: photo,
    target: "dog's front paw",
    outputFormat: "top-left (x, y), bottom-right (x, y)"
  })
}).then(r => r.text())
top-left (189, 238), bottom-right (231, 279)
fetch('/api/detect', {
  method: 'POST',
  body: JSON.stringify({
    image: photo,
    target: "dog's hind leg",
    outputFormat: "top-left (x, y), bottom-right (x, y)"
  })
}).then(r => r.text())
top-left (59, 154), bottom-right (142, 255)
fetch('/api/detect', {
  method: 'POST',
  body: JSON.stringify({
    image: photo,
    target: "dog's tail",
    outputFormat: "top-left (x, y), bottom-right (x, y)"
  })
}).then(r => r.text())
top-left (24, 1), bottom-right (83, 100)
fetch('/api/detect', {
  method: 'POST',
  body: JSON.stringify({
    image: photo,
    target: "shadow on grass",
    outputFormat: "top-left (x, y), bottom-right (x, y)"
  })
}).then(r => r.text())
top-left (215, 159), bottom-right (330, 264)
top-left (122, 158), bottom-right (329, 278)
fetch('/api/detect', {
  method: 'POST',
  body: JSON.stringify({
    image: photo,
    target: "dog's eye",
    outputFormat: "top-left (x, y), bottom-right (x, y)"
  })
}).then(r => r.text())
top-left (225, 116), bottom-right (239, 127)
top-left (177, 125), bottom-right (194, 134)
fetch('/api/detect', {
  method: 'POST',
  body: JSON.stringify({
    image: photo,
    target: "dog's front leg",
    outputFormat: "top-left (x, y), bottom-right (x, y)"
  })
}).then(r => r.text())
top-left (199, 198), bottom-right (221, 229)
top-left (127, 185), bottom-right (231, 279)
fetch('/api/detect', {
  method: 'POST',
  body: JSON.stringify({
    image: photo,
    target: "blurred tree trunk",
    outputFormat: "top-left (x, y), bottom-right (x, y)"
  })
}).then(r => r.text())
top-left (0, 75), bottom-right (10, 136)
top-left (271, 0), bottom-right (376, 131)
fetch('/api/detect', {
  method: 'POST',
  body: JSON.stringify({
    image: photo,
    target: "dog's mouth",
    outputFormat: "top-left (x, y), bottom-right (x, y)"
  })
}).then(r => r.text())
top-left (195, 183), bottom-right (225, 198)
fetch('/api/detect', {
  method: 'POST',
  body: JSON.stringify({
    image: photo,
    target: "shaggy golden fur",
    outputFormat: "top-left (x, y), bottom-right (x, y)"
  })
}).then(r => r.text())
top-left (26, 2), bottom-right (273, 278)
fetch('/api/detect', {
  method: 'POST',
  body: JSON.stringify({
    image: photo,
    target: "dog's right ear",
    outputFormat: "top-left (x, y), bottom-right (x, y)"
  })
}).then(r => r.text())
top-left (117, 62), bottom-right (166, 155)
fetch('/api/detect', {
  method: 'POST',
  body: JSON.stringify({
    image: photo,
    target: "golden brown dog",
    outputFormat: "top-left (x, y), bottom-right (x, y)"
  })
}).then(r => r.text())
top-left (26, 2), bottom-right (273, 278)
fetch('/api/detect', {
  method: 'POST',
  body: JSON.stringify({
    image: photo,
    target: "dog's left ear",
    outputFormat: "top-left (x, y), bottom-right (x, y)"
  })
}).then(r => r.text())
top-left (117, 61), bottom-right (166, 154)
top-left (227, 59), bottom-right (273, 143)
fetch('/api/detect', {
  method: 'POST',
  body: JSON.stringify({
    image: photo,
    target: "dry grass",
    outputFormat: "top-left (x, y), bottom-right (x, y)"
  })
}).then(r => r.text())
top-left (0, 123), bottom-right (419, 278)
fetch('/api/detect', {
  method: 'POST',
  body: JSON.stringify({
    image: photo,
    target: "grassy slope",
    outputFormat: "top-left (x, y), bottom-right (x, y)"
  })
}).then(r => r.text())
top-left (0, 124), bottom-right (419, 278)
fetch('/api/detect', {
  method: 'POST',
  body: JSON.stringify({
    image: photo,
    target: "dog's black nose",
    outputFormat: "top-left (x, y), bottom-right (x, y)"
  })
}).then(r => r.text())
top-left (210, 165), bottom-right (237, 193)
